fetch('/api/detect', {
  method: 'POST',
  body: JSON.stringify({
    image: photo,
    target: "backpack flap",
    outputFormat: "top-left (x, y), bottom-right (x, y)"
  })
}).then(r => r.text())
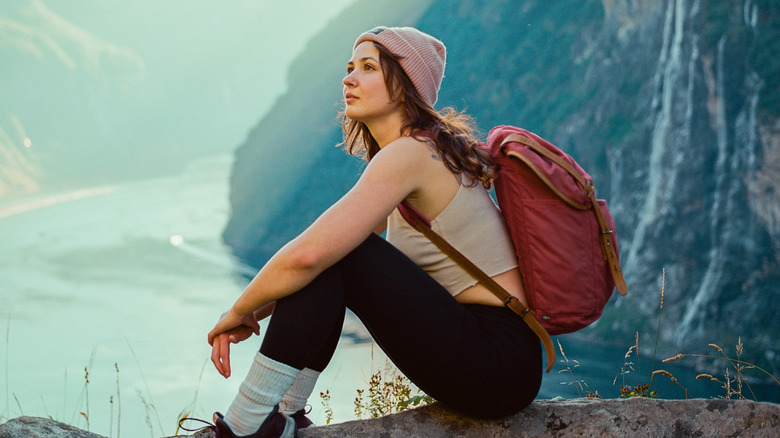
top-left (488, 126), bottom-right (593, 209)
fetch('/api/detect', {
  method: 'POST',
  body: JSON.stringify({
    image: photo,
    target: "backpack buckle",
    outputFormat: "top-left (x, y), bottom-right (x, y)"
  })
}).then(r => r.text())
top-left (504, 295), bottom-right (531, 317)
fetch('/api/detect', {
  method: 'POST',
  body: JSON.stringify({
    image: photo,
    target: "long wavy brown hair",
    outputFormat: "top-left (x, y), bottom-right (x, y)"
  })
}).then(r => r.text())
top-left (340, 42), bottom-right (497, 189)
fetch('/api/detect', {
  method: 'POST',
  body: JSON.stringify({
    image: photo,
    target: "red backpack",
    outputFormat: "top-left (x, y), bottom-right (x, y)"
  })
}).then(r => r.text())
top-left (399, 125), bottom-right (628, 372)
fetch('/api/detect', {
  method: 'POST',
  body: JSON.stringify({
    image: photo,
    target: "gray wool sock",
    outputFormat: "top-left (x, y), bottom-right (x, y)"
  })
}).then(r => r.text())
top-left (280, 367), bottom-right (320, 415)
top-left (223, 352), bottom-right (299, 436)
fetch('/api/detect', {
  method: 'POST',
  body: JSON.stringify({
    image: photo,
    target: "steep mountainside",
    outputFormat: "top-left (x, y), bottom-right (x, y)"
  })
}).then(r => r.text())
top-left (223, 0), bottom-right (780, 375)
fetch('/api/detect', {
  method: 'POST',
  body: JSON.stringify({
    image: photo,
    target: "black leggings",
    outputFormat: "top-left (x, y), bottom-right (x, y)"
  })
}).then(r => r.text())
top-left (260, 233), bottom-right (542, 419)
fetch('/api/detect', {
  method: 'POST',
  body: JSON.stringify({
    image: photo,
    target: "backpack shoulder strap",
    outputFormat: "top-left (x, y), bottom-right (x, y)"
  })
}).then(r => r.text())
top-left (398, 201), bottom-right (556, 373)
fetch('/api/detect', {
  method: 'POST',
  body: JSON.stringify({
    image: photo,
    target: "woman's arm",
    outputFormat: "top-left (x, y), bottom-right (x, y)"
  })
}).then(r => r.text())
top-left (208, 137), bottom-right (430, 346)
top-left (373, 218), bottom-right (388, 235)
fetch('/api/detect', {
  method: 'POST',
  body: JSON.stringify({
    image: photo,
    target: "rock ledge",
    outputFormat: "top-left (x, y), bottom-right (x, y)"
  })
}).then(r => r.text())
top-left (1, 398), bottom-right (778, 437)
top-left (297, 398), bottom-right (780, 437)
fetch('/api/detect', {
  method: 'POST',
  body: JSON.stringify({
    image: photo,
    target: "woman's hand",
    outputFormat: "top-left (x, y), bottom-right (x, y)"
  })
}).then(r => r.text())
top-left (208, 309), bottom-right (260, 345)
top-left (210, 325), bottom-right (255, 378)
top-left (208, 309), bottom-right (260, 378)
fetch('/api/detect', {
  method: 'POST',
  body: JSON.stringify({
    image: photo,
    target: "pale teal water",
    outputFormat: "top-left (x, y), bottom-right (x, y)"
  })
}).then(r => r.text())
top-left (1, 155), bottom-right (775, 437)
top-left (0, 155), bottom-right (378, 436)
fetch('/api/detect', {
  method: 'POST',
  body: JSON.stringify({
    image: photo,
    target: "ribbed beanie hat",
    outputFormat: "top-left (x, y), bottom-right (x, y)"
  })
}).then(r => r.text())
top-left (354, 26), bottom-right (446, 106)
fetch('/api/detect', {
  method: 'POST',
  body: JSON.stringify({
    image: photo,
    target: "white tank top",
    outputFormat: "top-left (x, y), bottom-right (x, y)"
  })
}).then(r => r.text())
top-left (386, 182), bottom-right (518, 296)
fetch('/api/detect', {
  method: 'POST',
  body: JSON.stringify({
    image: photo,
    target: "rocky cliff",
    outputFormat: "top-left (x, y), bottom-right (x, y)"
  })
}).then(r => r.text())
top-left (555, 0), bottom-right (780, 374)
top-left (1, 399), bottom-right (779, 437)
top-left (222, 0), bottom-right (780, 376)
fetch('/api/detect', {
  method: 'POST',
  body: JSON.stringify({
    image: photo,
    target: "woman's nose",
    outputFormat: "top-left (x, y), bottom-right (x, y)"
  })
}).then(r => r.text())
top-left (343, 72), bottom-right (355, 87)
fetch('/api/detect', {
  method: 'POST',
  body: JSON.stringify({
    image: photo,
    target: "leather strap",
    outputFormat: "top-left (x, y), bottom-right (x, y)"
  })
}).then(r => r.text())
top-left (501, 134), bottom-right (628, 296)
top-left (398, 201), bottom-right (556, 373)
top-left (587, 188), bottom-right (628, 295)
top-left (503, 134), bottom-right (590, 189)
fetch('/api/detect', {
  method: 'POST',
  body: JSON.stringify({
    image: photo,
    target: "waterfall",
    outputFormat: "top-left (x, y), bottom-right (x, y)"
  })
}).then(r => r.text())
top-left (675, 35), bottom-right (728, 344)
top-left (744, 0), bottom-right (758, 30)
top-left (741, 0), bottom-right (760, 175)
top-left (669, 0), bottom-right (701, 215)
top-left (623, 0), bottom-right (686, 276)
top-left (744, 72), bottom-right (761, 179)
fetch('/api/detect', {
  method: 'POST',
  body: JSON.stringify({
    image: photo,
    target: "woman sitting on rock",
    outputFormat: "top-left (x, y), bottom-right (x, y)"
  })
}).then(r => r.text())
top-left (204, 26), bottom-right (542, 438)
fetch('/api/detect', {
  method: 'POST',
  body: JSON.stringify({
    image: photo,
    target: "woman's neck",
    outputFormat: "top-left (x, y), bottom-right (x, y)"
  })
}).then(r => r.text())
top-left (367, 112), bottom-right (407, 149)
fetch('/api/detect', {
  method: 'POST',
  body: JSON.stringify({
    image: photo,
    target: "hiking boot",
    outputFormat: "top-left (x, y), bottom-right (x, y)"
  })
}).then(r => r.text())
top-left (290, 408), bottom-right (314, 430)
top-left (179, 405), bottom-right (296, 438)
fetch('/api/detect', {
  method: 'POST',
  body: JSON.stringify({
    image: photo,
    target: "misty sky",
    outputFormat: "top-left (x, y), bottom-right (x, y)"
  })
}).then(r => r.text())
top-left (1, 0), bottom-right (356, 187)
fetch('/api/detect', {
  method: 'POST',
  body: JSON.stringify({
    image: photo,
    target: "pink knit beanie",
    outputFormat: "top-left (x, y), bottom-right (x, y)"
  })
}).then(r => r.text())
top-left (354, 26), bottom-right (446, 106)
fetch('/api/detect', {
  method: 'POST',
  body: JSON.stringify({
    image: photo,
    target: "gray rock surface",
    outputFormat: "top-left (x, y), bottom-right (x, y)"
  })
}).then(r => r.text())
top-left (297, 398), bottom-right (780, 437)
top-left (3, 398), bottom-right (778, 437)
top-left (0, 416), bottom-right (105, 438)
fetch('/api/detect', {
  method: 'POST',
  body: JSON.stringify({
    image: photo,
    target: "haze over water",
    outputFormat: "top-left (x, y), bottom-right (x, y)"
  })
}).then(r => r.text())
top-left (0, 156), bottom-right (393, 436)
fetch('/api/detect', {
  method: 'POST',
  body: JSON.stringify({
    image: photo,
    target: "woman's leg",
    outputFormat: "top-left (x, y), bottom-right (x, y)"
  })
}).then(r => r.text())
top-left (260, 266), bottom-right (345, 370)
top-left (262, 271), bottom-right (344, 419)
top-left (223, 232), bottom-right (542, 431)
top-left (335, 234), bottom-right (542, 419)
top-left (259, 233), bottom-right (541, 419)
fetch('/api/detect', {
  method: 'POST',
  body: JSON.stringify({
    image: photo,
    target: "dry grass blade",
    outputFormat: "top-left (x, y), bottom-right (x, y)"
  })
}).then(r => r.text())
top-left (557, 340), bottom-right (588, 397)
top-left (663, 354), bottom-right (684, 363)
top-left (651, 369), bottom-right (692, 398)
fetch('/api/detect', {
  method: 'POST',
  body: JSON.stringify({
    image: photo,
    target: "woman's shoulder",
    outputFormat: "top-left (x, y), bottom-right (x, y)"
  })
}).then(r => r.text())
top-left (362, 135), bottom-right (432, 177)
top-left (384, 134), bottom-right (433, 151)
top-left (372, 135), bottom-right (436, 165)
top-left (362, 135), bottom-right (451, 197)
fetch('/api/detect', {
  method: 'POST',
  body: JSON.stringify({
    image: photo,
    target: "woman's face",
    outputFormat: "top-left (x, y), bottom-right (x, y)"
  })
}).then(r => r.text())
top-left (343, 41), bottom-right (403, 124)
